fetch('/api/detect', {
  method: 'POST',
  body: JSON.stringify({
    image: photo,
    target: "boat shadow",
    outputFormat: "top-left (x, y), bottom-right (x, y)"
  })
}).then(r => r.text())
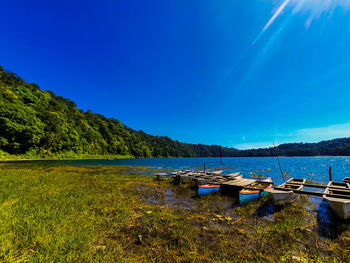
top-left (255, 199), bottom-right (284, 218)
top-left (230, 199), bottom-right (283, 219)
top-left (316, 198), bottom-right (350, 239)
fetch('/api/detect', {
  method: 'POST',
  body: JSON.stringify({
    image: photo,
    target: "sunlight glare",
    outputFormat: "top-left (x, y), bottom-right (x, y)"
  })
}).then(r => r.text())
top-left (253, 0), bottom-right (350, 45)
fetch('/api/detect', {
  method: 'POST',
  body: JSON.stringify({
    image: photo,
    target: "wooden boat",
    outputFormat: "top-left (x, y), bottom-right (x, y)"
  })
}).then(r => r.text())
top-left (344, 177), bottom-right (350, 184)
top-left (266, 178), bottom-right (306, 206)
top-left (239, 177), bottom-right (272, 204)
top-left (206, 170), bottom-right (223, 175)
top-left (323, 187), bottom-right (350, 219)
top-left (222, 172), bottom-right (240, 179)
top-left (327, 181), bottom-right (350, 189)
top-left (198, 174), bottom-right (242, 196)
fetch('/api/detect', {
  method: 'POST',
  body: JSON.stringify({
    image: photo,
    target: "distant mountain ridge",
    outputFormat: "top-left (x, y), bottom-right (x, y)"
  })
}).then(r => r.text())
top-left (1, 65), bottom-right (350, 158)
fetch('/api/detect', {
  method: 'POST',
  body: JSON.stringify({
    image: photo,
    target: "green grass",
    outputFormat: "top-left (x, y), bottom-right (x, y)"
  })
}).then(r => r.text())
top-left (0, 164), bottom-right (349, 262)
top-left (0, 150), bottom-right (134, 161)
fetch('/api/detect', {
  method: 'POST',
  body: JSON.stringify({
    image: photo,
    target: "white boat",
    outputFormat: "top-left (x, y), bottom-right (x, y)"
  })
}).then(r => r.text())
top-left (344, 177), bottom-right (350, 184)
top-left (327, 181), bottom-right (350, 190)
top-left (206, 170), bottom-right (223, 175)
top-left (323, 187), bottom-right (350, 220)
top-left (266, 178), bottom-right (306, 206)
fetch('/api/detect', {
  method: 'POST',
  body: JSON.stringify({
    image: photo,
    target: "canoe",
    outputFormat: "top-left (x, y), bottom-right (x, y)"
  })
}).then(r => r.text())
top-left (198, 174), bottom-right (242, 196)
top-left (323, 187), bottom-right (350, 219)
top-left (198, 184), bottom-right (221, 196)
top-left (239, 177), bottom-right (272, 204)
top-left (266, 178), bottom-right (306, 206)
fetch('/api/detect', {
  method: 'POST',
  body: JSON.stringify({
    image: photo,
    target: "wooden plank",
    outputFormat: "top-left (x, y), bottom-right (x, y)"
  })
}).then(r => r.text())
top-left (328, 186), bottom-right (350, 192)
top-left (223, 179), bottom-right (257, 187)
top-left (273, 187), bottom-right (350, 199)
top-left (286, 182), bottom-right (350, 191)
top-left (235, 179), bottom-right (256, 185)
top-left (285, 182), bottom-right (327, 188)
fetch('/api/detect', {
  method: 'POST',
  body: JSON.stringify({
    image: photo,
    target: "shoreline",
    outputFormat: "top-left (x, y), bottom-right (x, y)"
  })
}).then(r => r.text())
top-left (0, 154), bottom-right (134, 162)
top-left (2, 155), bottom-right (350, 163)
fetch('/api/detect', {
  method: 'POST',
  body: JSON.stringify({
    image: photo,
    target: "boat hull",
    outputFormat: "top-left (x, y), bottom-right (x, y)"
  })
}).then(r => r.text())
top-left (198, 185), bottom-right (220, 196)
top-left (239, 178), bottom-right (272, 205)
top-left (324, 196), bottom-right (350, 219)
top-left (268, 190), bottom-right (299, 206)
top-left (266, 178), bottom-right (305, 206)
top-left (239, 191), bottom-right (268, 204)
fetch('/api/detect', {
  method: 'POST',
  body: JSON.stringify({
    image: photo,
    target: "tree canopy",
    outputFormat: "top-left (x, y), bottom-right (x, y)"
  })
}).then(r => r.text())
top-left (1, 66), bottom-right (350, 158)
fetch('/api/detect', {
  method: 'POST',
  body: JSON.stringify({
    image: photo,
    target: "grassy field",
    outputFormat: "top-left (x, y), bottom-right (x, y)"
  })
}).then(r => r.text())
top-left (0, 150), bottom-right (133, 162)
top-left (0, 164), bottom-right (349, 262)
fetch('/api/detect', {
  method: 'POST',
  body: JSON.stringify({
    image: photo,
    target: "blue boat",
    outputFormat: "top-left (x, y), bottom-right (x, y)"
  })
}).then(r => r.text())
top-left (239, 178), bottom-right (272, 204)
top-left (198, 174), bottom-right (243, 196)
top-left (198, 184), bottom-right (220, 196)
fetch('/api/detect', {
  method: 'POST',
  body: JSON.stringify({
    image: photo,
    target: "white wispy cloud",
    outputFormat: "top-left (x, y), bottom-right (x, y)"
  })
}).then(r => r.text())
top-left (234, 142), bottom-right (275, 150)
top-left (292, 122), bottom-right (350, 140)
top-left (291, 0), bottom-right (350, 14)
top-left (234, 122), bottom-right (350, 150)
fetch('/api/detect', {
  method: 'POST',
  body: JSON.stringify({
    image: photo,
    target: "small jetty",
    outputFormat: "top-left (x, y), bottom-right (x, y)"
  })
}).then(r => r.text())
top-left (155, 169), bottom-right (350, 220)
top-left (219, 178), bottom-right (258, 197)
top-left (270, 178), bottom-right (350, 219)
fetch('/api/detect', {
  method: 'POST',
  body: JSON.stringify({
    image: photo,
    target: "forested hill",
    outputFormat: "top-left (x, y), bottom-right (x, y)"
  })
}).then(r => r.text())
top-left (0, 66), bottom-right (240, 158)
top-left (1, 66), bottom-right (350, 159)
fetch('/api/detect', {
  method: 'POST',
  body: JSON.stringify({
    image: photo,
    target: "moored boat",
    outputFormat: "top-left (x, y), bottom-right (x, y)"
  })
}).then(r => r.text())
top-left (323, 187), bottom-right (350, 219)
top-left (239, 177), bottom-right (272, 204)
top-left (266, 178), bottom-right (306, 206)
top-left (198, 174), bottom-right (242, 196)
top-left (198, 184), bottom-right (221, 196)
top-left (222, 172), bottom-right (240, 179)
top-left (206, 170), bottom-right (223, 175)
top-left (327, 181), bottom-right (350, 189)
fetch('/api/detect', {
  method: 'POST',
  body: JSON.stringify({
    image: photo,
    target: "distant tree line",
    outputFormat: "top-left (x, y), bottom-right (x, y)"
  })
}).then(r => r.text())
top-left (1, 66), bottom-right (350, 158)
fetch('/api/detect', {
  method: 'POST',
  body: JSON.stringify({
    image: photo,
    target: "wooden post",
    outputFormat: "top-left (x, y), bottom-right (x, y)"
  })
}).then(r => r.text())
top-left (329, 166), bottom-right (332, 182)
top-left (204, 162), bottom-right (206, 175)
top-left (273, 142), bottom-right (285, 182)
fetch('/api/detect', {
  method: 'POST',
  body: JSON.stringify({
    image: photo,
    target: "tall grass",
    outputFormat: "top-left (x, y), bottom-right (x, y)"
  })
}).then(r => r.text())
top-left (0, 164), bottom-right (349, 262)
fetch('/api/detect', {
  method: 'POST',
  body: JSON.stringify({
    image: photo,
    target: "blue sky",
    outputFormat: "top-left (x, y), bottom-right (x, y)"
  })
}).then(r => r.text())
top-left (1, 0), bottom-right (350, 149)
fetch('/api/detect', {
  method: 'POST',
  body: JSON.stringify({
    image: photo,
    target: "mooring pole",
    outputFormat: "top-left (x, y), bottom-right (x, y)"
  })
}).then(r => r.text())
top-left (273, 142), bottom-right (285, 182)
top-left (329, 166), bottom-right (332, 182)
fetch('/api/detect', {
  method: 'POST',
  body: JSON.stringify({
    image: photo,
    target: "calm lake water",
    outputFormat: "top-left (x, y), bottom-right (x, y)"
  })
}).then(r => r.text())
top-left (11, 156), bottom-right (350, 184)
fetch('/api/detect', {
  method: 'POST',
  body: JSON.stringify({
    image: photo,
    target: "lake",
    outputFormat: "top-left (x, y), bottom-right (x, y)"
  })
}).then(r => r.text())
top-left (9, 156), bottom-right (350, 184)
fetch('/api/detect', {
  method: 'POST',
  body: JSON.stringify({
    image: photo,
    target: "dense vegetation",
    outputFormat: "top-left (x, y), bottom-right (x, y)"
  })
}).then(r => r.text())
top-left (0, 164), bottom-right (349, 262)
top-left (1, 65), bottom-right (350, 159)
top-left (0, 66), bottom-right (239, 158)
